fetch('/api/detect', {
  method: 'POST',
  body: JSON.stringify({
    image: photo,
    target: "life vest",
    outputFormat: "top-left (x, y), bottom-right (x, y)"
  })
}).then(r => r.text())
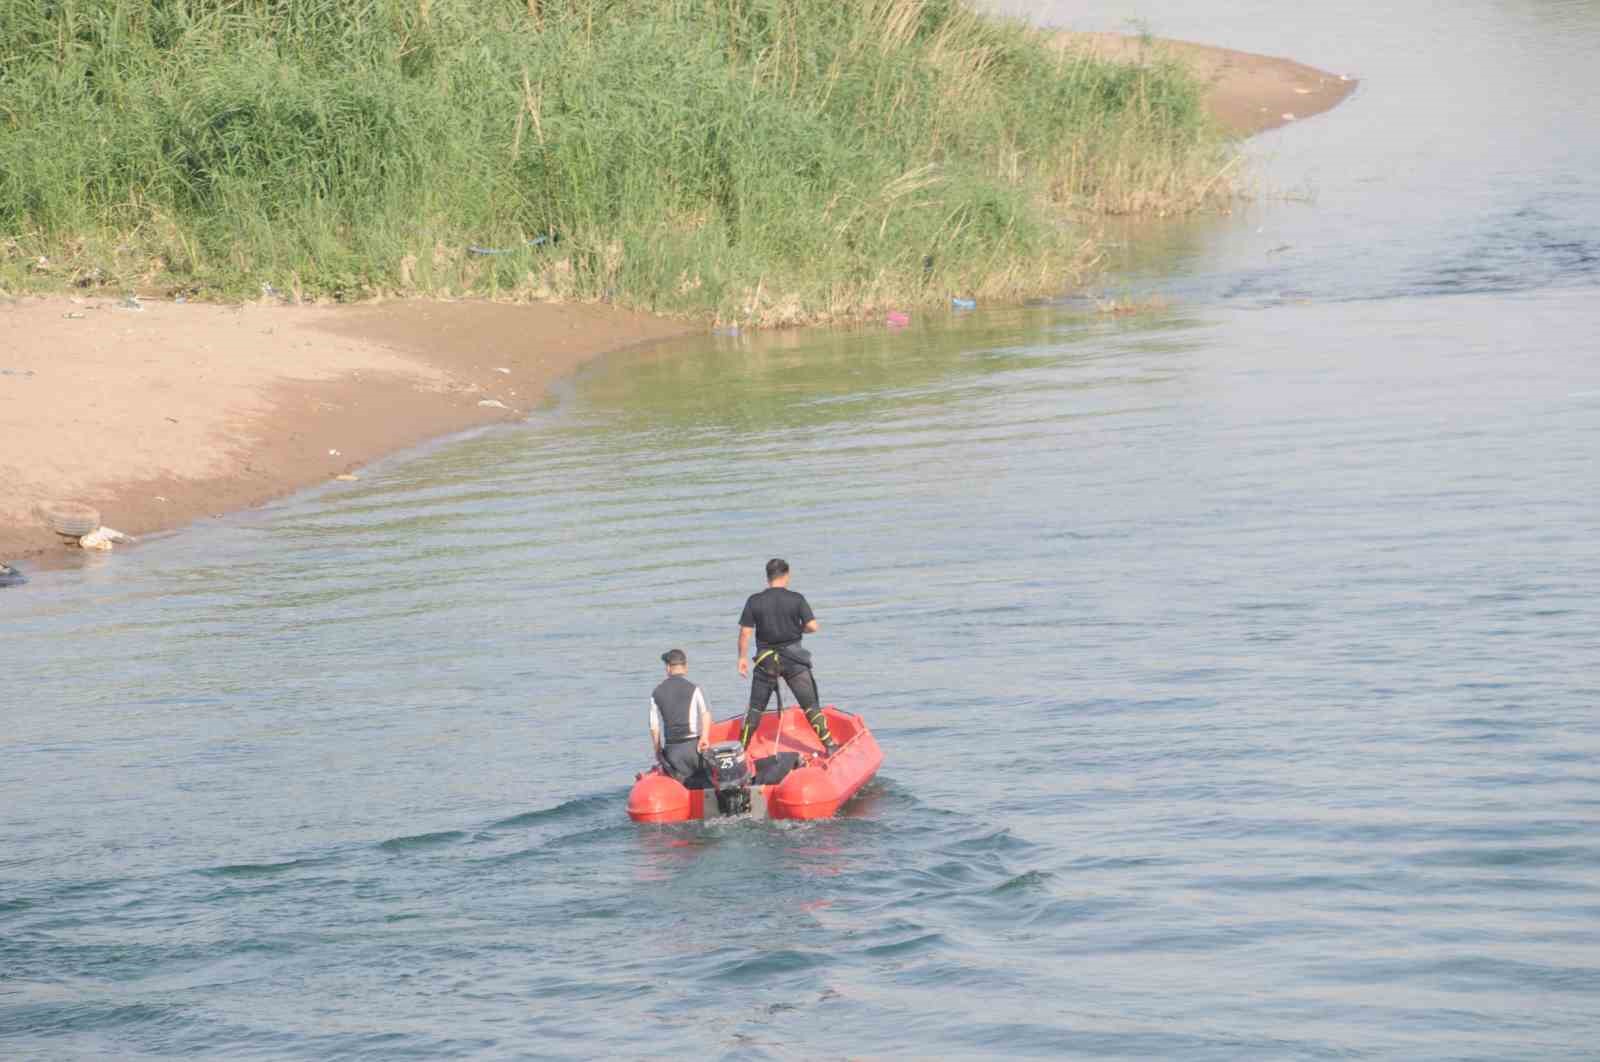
top-left (650, 675), bottom-right (707, 744)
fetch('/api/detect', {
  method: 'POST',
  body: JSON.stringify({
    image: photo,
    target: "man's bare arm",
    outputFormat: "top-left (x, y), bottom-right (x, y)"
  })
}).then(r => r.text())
top-left (803, 619), bottom-right (819, 633)
top-left (737, 626), bottom-right (753, 676)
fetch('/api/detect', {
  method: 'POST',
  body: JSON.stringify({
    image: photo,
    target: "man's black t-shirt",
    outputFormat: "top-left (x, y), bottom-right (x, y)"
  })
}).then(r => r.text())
top-left (739, 587), bottom-right (814, 651)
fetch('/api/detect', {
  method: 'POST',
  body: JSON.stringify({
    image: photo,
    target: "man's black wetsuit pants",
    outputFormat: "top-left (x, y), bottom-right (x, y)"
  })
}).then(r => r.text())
top-left (742, 649), bottom-right (834, 748)
top-left (659, 739), bottom-right (703, 785)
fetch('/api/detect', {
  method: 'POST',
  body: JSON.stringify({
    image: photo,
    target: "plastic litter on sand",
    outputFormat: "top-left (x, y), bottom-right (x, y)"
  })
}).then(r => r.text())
top-left (467, 235), bottom-right (550, 256)
top-left (79, 526), bottom-right (134, 551)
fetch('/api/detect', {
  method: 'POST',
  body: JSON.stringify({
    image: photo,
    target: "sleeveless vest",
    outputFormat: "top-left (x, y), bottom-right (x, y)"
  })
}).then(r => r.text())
top-left (651, 675), bottom-right (705, 744)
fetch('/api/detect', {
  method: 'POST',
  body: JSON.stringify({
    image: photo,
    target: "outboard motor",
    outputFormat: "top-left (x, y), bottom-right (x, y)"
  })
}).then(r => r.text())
top-left (702, 740), bottom-right (752, 815)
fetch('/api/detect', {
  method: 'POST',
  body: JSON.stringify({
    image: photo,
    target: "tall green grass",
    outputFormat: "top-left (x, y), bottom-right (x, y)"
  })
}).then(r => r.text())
top-left (0, 0), bottom-right (1232, 321)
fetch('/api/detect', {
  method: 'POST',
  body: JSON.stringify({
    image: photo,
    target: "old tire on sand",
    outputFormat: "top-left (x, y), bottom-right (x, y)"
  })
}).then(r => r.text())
top-left (41, 502), bottom-right (101, 538)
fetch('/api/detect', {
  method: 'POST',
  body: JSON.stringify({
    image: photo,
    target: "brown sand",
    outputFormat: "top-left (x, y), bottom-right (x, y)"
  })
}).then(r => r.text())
top-left (0, 297), bottom-right (691, 567)
top-left (1057, 32), bottom-right (1357, 135)
top-left (0, 36), bottom-right (1353, 572)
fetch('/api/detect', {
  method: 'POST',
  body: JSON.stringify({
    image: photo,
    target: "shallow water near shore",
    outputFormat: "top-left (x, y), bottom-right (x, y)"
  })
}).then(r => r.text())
top-left (5, 0), bottom-right (1600, 1058)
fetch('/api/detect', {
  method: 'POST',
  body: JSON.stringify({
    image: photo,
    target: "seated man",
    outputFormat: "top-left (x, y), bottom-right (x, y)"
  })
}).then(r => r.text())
top-left (650, 649), bottom-right (713, 783)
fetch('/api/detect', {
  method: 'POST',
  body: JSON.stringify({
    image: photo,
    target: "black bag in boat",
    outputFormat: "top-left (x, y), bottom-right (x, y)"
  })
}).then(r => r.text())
top-left (751, 752), bottom-right (801, 786)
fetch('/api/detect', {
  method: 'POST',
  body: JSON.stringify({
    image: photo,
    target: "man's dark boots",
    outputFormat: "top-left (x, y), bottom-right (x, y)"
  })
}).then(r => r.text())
top-left (804, 706), bottom-right (841, 756)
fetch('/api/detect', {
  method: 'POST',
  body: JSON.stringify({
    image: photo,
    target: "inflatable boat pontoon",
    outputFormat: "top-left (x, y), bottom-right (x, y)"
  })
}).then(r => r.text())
top-left (628, 706), bottom-right (882, 822)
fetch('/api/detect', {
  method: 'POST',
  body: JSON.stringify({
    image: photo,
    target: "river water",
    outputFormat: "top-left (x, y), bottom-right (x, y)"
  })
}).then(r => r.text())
top-left (5, 1), bottom-right (1599, 1058)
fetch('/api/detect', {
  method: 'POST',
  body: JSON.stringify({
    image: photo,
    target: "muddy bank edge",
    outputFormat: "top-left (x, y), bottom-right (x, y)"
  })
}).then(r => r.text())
top-left (0, 36), bottom-right (1354, 573)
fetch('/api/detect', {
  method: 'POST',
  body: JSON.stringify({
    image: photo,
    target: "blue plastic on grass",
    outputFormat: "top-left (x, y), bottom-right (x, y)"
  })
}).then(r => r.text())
top-left (952, 297), bottom-right (977, 310)
top-left (467, 235), bottom-right (550, 256)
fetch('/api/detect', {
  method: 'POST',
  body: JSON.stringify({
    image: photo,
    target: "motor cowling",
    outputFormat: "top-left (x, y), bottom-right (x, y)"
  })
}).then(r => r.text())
top-left (702, 741), bottom-right (752, 815)
top-left (703, 741), bottom-right (751, 791)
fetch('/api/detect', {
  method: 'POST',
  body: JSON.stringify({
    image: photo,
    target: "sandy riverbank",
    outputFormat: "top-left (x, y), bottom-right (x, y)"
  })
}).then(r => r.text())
top-left (0, 35), bottom-right (1355, 574)
top-left (1057, 33), bottom-right (1356, 135)
top-left (0, 300), bottom-right (692, 568)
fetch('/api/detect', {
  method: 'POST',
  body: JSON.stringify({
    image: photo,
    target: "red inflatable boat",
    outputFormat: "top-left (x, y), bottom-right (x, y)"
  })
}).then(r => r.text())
top-left (628, 706), bottom-right (882, 822)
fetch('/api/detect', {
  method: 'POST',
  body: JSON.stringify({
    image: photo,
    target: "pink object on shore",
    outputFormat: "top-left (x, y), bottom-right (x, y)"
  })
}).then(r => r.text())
top-left (886, 311), bottom-right (910, 328)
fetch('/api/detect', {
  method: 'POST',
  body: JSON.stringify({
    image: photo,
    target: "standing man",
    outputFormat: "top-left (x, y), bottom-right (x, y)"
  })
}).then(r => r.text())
top-left (737, 558), bottom-right (839, 754)
top-left (650, 649), bottom-right (713, 783)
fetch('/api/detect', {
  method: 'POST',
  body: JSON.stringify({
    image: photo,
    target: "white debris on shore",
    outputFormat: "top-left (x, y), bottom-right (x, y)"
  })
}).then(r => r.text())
top-left (78, 526), bottom-right (135, 551)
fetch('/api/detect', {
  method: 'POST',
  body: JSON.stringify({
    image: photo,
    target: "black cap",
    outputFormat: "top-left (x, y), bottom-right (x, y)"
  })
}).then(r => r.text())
top-left (661, 648), bottom-right (687, 666)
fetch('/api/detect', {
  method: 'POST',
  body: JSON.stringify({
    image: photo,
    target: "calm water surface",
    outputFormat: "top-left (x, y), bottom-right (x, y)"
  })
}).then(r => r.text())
top-left (5, 1), bottom-right (1599, 1057)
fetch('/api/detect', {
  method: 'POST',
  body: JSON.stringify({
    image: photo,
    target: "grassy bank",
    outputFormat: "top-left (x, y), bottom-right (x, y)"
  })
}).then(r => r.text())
top-left (0, 0), bottom-right (1231, 323)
